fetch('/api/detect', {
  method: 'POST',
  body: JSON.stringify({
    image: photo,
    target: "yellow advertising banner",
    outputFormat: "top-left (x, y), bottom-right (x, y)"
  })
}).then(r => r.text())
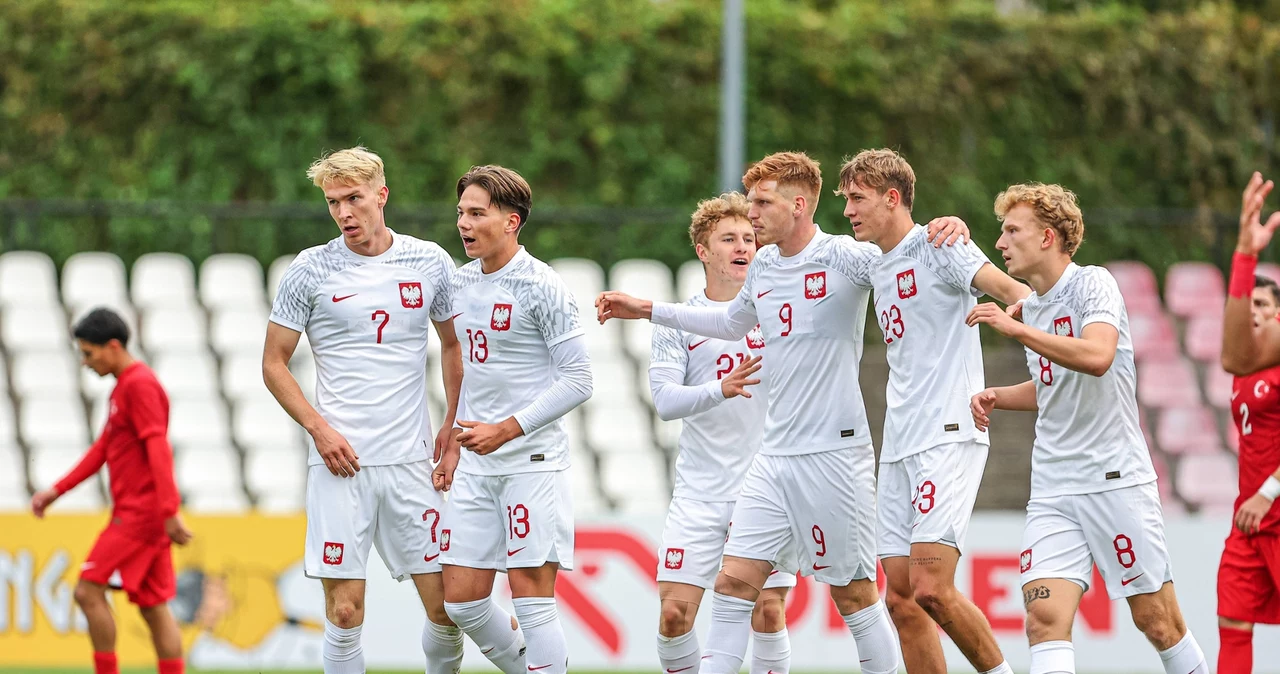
top-left (0, 512), bottom-right (324, 667)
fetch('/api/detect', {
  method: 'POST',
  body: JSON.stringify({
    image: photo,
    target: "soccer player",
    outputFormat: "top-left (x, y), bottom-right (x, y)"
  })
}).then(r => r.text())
top-left (596, 152), bottom-right (968, 674)
top-left (264, 147), bottom-right (465, 674)
top-left (649, 192), bottom-right (795, 674)
top-left (30, 307), bottom-right (192, 674)
top-left (435, 165), bottom-right (593, 674)
top-left (1221, 171), bottom-right (1280, 375)
top-left (836, 148), bottom-right (1028, 674)
top-left (969, 183), bottom-right (1209, 674)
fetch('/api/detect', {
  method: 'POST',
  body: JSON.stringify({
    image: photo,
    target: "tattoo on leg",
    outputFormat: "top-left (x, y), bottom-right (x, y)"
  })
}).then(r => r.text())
top-left (1023, 585), bottom-right (1051, 607)
top-left (910, 557), bottom-right (944, 567)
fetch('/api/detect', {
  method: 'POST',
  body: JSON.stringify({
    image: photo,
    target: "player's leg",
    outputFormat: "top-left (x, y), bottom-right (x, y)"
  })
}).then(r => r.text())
top-left (132, 540), bottom-right (183, 674)
top-left (76, 525), bottom-right (145, 674)
top-left (373, 461), bottom-right (463, 674)
top-left (1216, 528), bottom-right (1266, 674)
top-left (73, 580), bottom-right (117, 674)
top-left (877, 458), bottom-right (944, 674)
top-left (704, 456), bottom-right (791, 674)
top-left (440, 471), bottom-right (525, 674)
top-left (904, 443), bottom-right (1010, 674)
top-left (504, 469), bottom-right (576, 674)
top-left (1126, 584), bottom-right (1207, 674)
top-left (305, 465), bottom-right (377, 674)
top-left (749, 577), bottom-right (793, 674)
top-left (809, 447), bottom-right (898, 674)
top-left (1019, 496), bottom-right (1094, 674)
top-left (656, 498), bottom-right (729, 674)
top-left (1021, 579), bottom-right (1084, 674)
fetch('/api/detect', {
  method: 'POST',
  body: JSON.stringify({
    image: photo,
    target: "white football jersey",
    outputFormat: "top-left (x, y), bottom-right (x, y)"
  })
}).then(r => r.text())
top-left (1020, 263), bottom-right (1156, 498)
top-left (650, 292), bottom-right (768, 502)
top-left (873, 225), bottom-right (991, 463)
top-left (270, 231), bottom-right (456, 467)
top-left (731, 230), bottom-right (878, 455)
top-left (452, 247), bottom-right (585, 476)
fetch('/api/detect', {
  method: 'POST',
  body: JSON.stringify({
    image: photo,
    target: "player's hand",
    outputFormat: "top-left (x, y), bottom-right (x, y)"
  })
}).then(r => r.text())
top-left (456, 418), bottom-right (523, 456)
top-left (925, 216), bottom-right (971, 248)
top-left (594, 291), bottom-right (652, 324)
top-left (433, 421), bottom-right (455, 463)
top-left (966, 302), bottom-right (1025, 339)
top-left (970, 389), bottom-right (998, 432)
top-left (1237, 172), bottom-right (1280, 256)
top-left (721, 355), bottom-right (762, 400)
top-left (312, 424), bottom-right (360, 477)
top-left (165, 515), bottom-right (194, 546)
top-left (1006, 300), bottom-right (1024, 321)
top-left (433, 440), bottom-right (460, 492)
top-left (30, 488), bottom-right (58, 518)
top-left (1235, 493), bottom-right (1274, 535)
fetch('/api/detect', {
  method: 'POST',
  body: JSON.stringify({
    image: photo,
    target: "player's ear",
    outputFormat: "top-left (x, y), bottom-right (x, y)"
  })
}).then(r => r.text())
top-left (792, 194), bottom-right (806, 218)
top-left (377, 185), bottom-right (389, 207)
top-left (885, 188), bottom-right (900, 210)
top-left (695, 242), bottom-right (710, 264)
top-left (505, 212), bottom-right (521, 235)
top-left (1041, 227), bottom-right (1056, 252)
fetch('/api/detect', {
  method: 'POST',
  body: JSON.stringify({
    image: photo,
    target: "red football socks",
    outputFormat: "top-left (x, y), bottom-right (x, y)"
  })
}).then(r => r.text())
top-left (1218, 625), bottom-right (1253, 674)
top-left (92, 652), bottom-right (119, 674)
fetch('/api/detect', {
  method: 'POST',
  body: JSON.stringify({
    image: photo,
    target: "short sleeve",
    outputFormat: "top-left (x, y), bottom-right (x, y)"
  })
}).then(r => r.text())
top-left (428, 250), bottom-right (457, 323)
top-left (649, 323), bottom-right (689, 371)
top-left (124, 376), bottom-right (169, 441)
top-left (531, 271), bottom-right (585, 348)
top-left (270, 255), bottom-right (318, 332)
top-left (1075, 268), bottom-right (1124, 329)
top-left (830, 237), bottom-right (878, 289)
top-left (922, 238), bottom-right (991, 294)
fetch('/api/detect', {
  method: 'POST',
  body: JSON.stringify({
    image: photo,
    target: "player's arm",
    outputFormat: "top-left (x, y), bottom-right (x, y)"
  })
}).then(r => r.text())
top-left (972, 263), bottom-right (1032, 307)
top-left (1223, 173), bottom-right (1280, 374)
top-left (31, 438), bottom-right (107, 517)
top-left (971, 305), bottom-right (1119, 378)
top-left (1236, 463), bottom-right (1280, 535)
top-left (262, 322), bottom-right (360, 477)
top-left (126, 381), bottom-right (192, 544)
top-left (970, 380), bottom-right (1038, 432)
top-left (431, 317), bottom-right (464, 460)
top-left (596, 292), bottom-right (758, 341)
top-left (649, 357), bottom-right (761, 421)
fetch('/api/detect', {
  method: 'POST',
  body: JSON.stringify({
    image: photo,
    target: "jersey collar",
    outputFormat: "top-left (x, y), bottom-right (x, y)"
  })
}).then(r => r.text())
top-left (775, 228), bottom-right (829, 268)
top-left (1038, 262), bottom-right (1080, 302)
top-left (481, 246), bottom-right (530, 281)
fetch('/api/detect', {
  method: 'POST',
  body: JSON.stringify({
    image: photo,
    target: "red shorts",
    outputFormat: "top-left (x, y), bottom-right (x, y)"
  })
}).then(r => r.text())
top-left (80, 524), bottom-right (175, 608)
top-left (1217, 527), bottom-right (1280, 624)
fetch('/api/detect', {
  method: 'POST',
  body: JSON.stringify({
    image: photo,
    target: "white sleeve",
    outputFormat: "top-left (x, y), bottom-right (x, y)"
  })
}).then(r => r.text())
top-left (269, 255), bottom-right (317, 332)
top-left (648, 366), bottom-right (725, 421)
top-left (650, 295), bottom-right (757, 340)
top-left (512, 334), bottom-right (593, 434)
top-left (925, 238), bottom-right (991, 295)
top-left (1075, 268), bottom-right (1124, 329)
top-left (428, 249), bottom-right (457, 323)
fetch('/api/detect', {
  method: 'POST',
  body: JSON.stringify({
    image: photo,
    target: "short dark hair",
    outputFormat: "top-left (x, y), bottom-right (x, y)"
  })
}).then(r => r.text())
top-left (1256, 275), bottom-right (1280, 304)
top-left (456, 165), bottom-right (533, 229)
top-left (72, 307), bottom-right (130, 347)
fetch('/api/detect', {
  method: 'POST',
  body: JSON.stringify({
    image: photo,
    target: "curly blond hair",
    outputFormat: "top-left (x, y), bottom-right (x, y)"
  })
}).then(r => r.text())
top-left (836, 148), bottom-right (916, 210)
top-left (994, 183), bottom-right (1084, 257)
top-left (306, 146), bottom-right (386, 188)
top-left (689, 192), bottom-right (750, 247)
top-left (741, 152), bottom-right (822, 203)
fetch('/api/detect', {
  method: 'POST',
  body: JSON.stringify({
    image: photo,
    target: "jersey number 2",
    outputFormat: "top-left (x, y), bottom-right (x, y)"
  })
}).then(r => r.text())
top-left (1240, 403), bottom-right (1252, 436)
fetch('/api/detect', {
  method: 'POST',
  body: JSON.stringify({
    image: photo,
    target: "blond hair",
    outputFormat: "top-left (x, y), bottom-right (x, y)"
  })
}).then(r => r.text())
top-left (307, 146), bottom-right (386, 188)
top-left (994, 183), bottom-right (1085, 257)
top-left (456, 165), bottom-right (534, 229)
top-left (689, 192), bottom-right (750, 247)
top-left (741, 152), bottom-right (823, 203)
top-left (836, 148), bottom-right (916, 210)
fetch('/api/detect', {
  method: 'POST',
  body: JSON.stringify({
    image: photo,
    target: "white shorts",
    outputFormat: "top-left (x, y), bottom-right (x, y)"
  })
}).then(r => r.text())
top-left (657, 496), bottom-right (798, 590)
top-left (1020, 481), bottom-right (1173, 599)
top-left (723, 447), bottom-right (877, 586)
top-left (439, 469), bottom-right (574, 571)
top-left (304, 461), bottom-right (445, 581)
top-left (878, 441), bottom-right (989, 558)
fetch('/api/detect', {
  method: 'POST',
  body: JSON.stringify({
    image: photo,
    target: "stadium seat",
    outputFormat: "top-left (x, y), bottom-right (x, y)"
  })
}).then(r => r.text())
top-left (612, 259), bottom-right (675, 360)
top-left (29, 445), bottom-right (103, 510)
top-left (676, 259), bottom-right (705, 303)
top-left (0, 251), bottom-right (59, 307)
top-left (62, 252), bottom-right (129, 311)
top-left (209, 308), bottom-right (268, 356)
top-left (1175, 453), bottom-right (1237, 510)
top-left (584, 402), bottom-right (651, 454)
top-left (550, 258), bottom-right (605, 301)
top-left (132, 253), bottom-right (198, 310)
top-left (587, 357), bottom-right (639, 408)
top-left (233, 396), bottom-right (303, 453)
top-left (1165, 262), bottom-right (1225, 319)
top-left (169, 397), bottom-right (232, 447)
top-left (599, 451), bottom-right (670, 513)
top-left (20, 395), bottom-right (89, 447)
top-left (140, 306), bottom-right (208, 354)
top-left (1, 306), bottom-right (69, 353)
top-left (1155, 406), bottom-right (1221, 455)
top-left (1106, 260), bottom-right (1163, 316)
top-left (1183, 315), bottom-right (1222, 364)
top-left (200, 253), bottom-right (267, 311)
top-left (11, 350), bottom-right (79, 398)
top-left (1204, 366), bottom-right (1233, 410)
top-left (1128, 313), bottom-right (1180, 361)
top-left (652, 417), bottom-right (682, 453)
top-left (1258, 262), bottom-right (1280, 283)
top-left (222, 353), bottom-right (267, 402)
top-left (551, 258), bottom-right (621, 358)
top-left (0, 390), bottom-right (18, 447)
top-left (267, 254), bottom-right (295, 304)
top-left (153, 352), bottom-right (220, 399)
top-left (244, 447), bottom-right (306, 510)
top-left (1136, 357), bottom-right (1201, 409)
top-left (0, 446), bottom-right (28, 507)
top-left (175, 445), bottom-right (245, 508)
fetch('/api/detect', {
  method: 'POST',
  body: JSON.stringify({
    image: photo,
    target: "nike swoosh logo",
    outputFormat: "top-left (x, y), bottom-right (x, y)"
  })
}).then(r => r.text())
top-left (812, 564), bottom-right (831, 571)
top-left (1121, 573), bottom-right (1144, 586)
top-left (757, 290), bottom-right (773, 298)
top-left (860, 659), bottom-right (872, 663)
top-left (423, 553), bottom-right (439, 562)
top-left (332, 293), bottom-right (357, 302)
top-left (667, 667), bottom-right (694, 673)
top-left (529, 665), bottom-right (553, 671)
top-left (449, 312), bottom-right (463, 320)
top-left (688, 339), bottom-right (710, 351)
top-left (482, 647), bottom-right (494, 655)
top-left (507, 547), bottom-right (526, 557)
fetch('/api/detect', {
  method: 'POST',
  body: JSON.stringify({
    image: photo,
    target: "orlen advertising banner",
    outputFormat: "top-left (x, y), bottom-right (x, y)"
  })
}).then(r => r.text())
top-left (2, 512), bottom-right (1277, 672)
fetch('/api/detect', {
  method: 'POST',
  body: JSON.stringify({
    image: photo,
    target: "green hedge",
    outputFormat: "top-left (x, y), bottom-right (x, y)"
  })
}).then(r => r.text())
top-left (0, 0), bottom-right (1276, 270)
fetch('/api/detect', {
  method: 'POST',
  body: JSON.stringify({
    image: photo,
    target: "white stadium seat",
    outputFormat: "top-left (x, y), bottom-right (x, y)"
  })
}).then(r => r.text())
top-left (175, 445), bottom-right (244, 504)
top-left (676, 259), bottom-right (705, 302)
top-left (210, 308), bottom-right (267, 356)
top-left (222, 352), bottom-right (267, 402)
top-left (169, 397), bottom-right (232, 447)
top-left (0, 445), bottom-right (28, 507)
top-left (550, 258), bottom-right (605, 300)
top-left (140, 306), bottom-right (208, 354)
top-left (29, 445), bottom-right (103, 511)
top-left (20, 395), bottom-right (89, 447)
top-left (233, 396), bottom-right (303, 452)
top-left (584, 402), bottom-right (650, 454)
top-left (551, 257), bottom-right (623, 357)
top-left (599, 451), bottom-right (670, 514)
top-left (131, 253), bottom-right (197, 310)
top-left (268, 254), bottom-right (295, 304)
top-left (2, 306), bottom-right (68, 352)
top-left (62, 252), bottom-right (129, 311)
top-left (153, 352), bottom-right (220, 399)
top-left (612, 259), bottom-right (675, 302)
top-left (11, 349), bottom-right (79, 398)
top-left (586, 357), bottom-right (639, 407)
top-left (0, 251), bottom-right (59, 307)
top-left (0, 390), bottom-right (18, 446)
top-left (200, 253), bottom-right (267, 311)
top-left (243, 447), bottom-right (306, 507)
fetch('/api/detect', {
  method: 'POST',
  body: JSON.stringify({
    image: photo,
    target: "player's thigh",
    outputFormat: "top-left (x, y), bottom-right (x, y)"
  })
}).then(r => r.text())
top-left (1217, 528), bottom-right (1278, 623)
top-left (657, 497), bottom-right (733, 590)
top-left (787, 447), bottom-right (877, 587)
top-left (372, 461), bottom-right (449, 581)
top-left (305, 465), bottom-right (377, 580)
top-left (876, 459), bottom-right (914, 561)
top-left (82, 526), bottom-right (162, 602)
top-left (1020, 497), bottom-right (1093, 594)
top-left (438, 470), bottom-right (505, 571)
top-left (1077, 483), bottom-right (1172, 599)
top-left (498, 469), bottom-right (574, 572)
top-left (722, 456), bottom-right (794, 583)
top-left (905, 441), bottom-right (987, 553)
top-left (130, 542), bottom-right (176, 608)
top-left (1022, 577), bottom-right (1085, 644)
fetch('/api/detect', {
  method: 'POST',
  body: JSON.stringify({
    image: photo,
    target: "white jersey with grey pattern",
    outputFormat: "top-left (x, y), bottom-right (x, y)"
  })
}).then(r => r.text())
top-left (269, 230), bottom-right (456, 467)
top-left (452, 247), bottom-right (585, 476)
top-left (1020, 263), bottom-right (1155, 498)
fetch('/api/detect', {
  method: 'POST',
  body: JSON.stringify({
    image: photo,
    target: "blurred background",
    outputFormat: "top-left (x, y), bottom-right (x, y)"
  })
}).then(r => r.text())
top-left (1, 0), bottom-right (1279, 671)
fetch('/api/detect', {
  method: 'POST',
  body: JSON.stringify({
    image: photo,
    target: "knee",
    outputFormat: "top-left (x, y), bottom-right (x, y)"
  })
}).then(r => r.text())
top-left (1025, 607), bottom-right (1071, 644)
top-left (883, 586), bottom-right (921, 624)
top-left (751, 598), bottom-right (786, 633)
top-left (330, 599), bottom-right (363, 629)
top-left (73, 582), bottom-right (104, 609)
top-left (425, 601), bottom-right (454, 627)
top-left (830, 579), bottom-right (878, 616)
top-left (713, 570), bottom-right (758, 599)
top-left (1132, 604), bottom-right (1184, 650)
top-left (659, 600), bottom-right (694, 637)
top-left (911, 578), bottom-right (954, 619)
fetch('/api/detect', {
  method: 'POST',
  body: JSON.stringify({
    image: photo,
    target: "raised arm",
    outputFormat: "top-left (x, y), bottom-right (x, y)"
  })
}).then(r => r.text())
top-left (595, 291), bottom-right (757, 341)
top-left (1224, 173), bottom-right (1280, 374)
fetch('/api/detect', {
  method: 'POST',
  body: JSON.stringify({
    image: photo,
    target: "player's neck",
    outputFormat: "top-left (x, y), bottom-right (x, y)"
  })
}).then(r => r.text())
top-left (703, 275), bottom-right (741, 302)
top-left (347, 224), bottom-right (394, 257)
top-left (777, 220), bottom-right (817, 257)
top-left (1026, 256), bottom-right (1073, 295)
top-left (873, 215), bottom-right (916, 253)
top-left (481, 240), bottom-right (521, 275)
top-left (109, 353), bottom-right (136, 379)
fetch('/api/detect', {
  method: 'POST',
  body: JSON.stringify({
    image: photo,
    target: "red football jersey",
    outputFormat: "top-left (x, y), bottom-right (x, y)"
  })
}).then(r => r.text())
top-left (55, 362), bottom-right (178, 541)
top-left (1231, 366), bottom-right (1280, 532)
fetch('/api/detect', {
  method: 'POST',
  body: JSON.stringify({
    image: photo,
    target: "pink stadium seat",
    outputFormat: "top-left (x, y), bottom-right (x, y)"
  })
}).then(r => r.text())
top-left (1107, 261), bottom-right (1159, 296)
top-left (1258, 262), bottom-right (1280, 283)
top-left (1137, 357), bottom-right (1201, 408)
top-left (1165, 262), bottom-right (1225, 320)
top-left (1204, 367), bottom-right (1233, 410)
top-left (1129, 313), bottom-right (1180, 361)
top-left (1183, 316), bottom-right (1222, 364)
top-left (1155, 406), bottom-right (1220, 455)
top-left (1150, 452), bottom-right (1176, 504)
top-left (1176, 453), bottom-right (1237, 510)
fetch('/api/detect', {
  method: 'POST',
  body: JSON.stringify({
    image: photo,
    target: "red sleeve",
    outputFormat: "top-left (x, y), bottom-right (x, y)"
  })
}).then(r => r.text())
top-left (124, 377), bottom-right (169, 441)
top-left (54, 438), bottom-right (107, 495)
top-left (144, 435), bottom-right (180, 517)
